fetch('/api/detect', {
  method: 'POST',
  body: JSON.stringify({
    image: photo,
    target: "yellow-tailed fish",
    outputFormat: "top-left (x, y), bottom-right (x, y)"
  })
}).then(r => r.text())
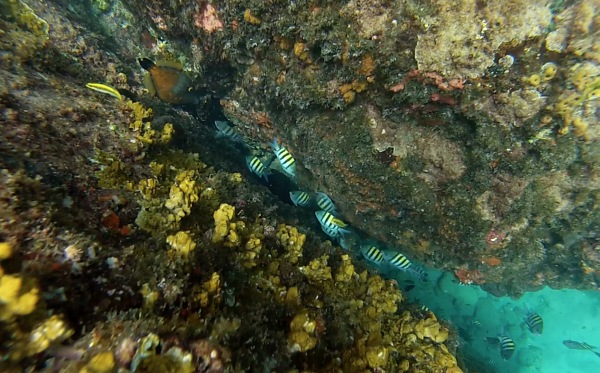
top-left (315, 210), bottom-right (350, 237)
top-left (270, 138), bottom-right (296, 177)
top-left (315, 192), bottom-right (337, 213)
top-left (139, 58), bottom-right (199, 105)
top-left (289, 191), bottom-right (310, 207)
top-left (85, 83), bottom-right (122, 100)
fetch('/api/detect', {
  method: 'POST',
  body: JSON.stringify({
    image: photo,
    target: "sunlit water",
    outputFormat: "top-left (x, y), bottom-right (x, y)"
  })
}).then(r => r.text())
top-left (389, 267), bottom-right (600, 373)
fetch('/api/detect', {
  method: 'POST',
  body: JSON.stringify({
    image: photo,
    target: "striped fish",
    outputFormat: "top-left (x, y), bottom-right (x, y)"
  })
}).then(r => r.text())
top-left (360, 245), bottom-right (384, 264)
top-left (270, 138), bottom-right (296, 177)
top-left (214, 120), bottom-right (242, 143)
top-left (85, 82), bottom-right (123, 100)
top-left (524, 311), bottom-right (543, 335)
top-left (486, 335), bottom-right (515, 360)
top-left (246, 155), bottom-right (269, 181)
top-left (315, 192), bottom-right (337, 213)
top-left (315, 210), bottom-right (350, 237)
top-left (289, 191), bottom-right (310, 207)
top-left (383, 251), bottom-right (427, 281)
top-left (387, 252), bottom-right (412, 270)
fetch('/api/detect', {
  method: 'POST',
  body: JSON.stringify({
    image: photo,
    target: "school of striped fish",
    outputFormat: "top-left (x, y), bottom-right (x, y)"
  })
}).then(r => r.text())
top-left (213, 119), bottom-right (427, 282)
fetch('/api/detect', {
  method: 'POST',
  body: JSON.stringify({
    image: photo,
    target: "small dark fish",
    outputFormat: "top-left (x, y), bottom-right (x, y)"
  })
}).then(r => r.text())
top-left (524, 311), bottom-right (544, 335)
top-left (563, 340), bottom-right (596, 350)
top-left (404, 284), bottom-right (415, 292)
top-left (486, 335), bottom-right (515, 360)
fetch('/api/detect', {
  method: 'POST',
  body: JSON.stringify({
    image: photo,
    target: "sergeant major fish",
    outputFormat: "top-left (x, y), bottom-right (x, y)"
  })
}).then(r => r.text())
top-left (270, 138), bottom-right (296, 177)
top-left (214, 120), bottom-right (242, 143)
top-left (315, 192), bottom-right (337, 214)
top-left (382, 251), bottom-right (428, 281)
top-left (139, 58), bottom-right (200, 105)
top-left (524, 310), bottom-right (543, 335)
top-left (315, 210), bottom-right (350, 237)
top-left (246, 155), bottom-right (269, 181)
top-left (360, 244), bottom-right (384, 265)
top-left (485, 334), bottom-right (516, 360)
top-left (289, 191), bottom-right (311, 207)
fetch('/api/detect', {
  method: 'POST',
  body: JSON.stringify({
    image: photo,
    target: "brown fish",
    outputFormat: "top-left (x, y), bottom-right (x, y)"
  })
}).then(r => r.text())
top-left (139, 58), bottom-right (199, 104)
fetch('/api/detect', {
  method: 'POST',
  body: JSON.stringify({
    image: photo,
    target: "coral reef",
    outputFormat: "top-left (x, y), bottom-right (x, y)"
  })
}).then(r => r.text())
top-left (415, 0), bottom-right (552, 79)
top-left (2, 0), bottom-right (600, 370)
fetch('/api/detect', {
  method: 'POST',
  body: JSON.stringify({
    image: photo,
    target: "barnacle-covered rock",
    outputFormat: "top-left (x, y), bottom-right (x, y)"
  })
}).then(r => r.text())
top-left (415, 0), bottom-right (552, 79)
top-left (546, 0), bottom-right (600, 62)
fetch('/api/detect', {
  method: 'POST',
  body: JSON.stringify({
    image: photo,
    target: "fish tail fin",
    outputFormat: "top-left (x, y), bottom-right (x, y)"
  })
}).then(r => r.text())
top-left (264, 154), bottom-right (277, 169)
top-left (269, 137), bottom-right (279, 150)
top-left (593, 351), bottom-right (600, 359)
top-left (485, 337), bottom-right (500, 345)
top-left (408, 266), bottom-right (428, 282)
top-left (117, 88), bottom-right (136, 100)
top-left (139, 58), bottom-right (155, 71)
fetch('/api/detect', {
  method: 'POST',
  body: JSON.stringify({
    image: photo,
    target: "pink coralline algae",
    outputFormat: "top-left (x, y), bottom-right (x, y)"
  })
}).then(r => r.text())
top-left (194, 3), bottom-right (224, 33)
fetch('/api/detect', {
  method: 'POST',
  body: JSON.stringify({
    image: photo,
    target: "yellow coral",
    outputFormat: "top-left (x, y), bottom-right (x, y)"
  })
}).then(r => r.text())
top-left (0, 273), bottom-right (39, 320)
top-left (300, 255), bottom-right (332, 285)
top-left (335, 254), bottom-right (355, 282)
top-left (27, 315), bottom-right (72, 355)
top-left (166, 231), bottom-right (196, 257)
top-left (212, 203), bottom-right (235, 243)
top-left (140, 283), bottom-right (159, 311)
top-left (198, 272), bottom-right (221, 308)
top-left (288, 311), bottom-right (318, 353)
top-left (80, 352), bottom-right (116, 373)
top-left (541, 62), bottom-right (558, 81)
top-left (240, 234), bottom-right (262, 268)
top-left (552, 62), bottom-right (600, 140)
top-left (138, 178), bottom-right (158, 200)
top-left (0, 241), bottom-right (12, 259)
top-left (125, 100), bottom-right (153, 131)
top-left (277, 224), bottom-right (305, 264)
top-left (523, 74), bottom-right (541, 87)
top-left (165, 170), bottom-right (199, 223)
top-left (243, 9), bottom-right (261, 25)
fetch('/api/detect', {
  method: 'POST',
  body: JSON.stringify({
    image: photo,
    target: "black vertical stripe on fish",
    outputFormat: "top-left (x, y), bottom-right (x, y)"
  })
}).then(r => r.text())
top-left (389, 253), bottom-right (411, 269)
top-left (363, 246), bottom-right (384, 264)
top-left (499, 336), bottom-right (515, 360)
top-left (525, 312), bottom-right (543, 334)
top-left (280, 152), bottom-right (294, 168)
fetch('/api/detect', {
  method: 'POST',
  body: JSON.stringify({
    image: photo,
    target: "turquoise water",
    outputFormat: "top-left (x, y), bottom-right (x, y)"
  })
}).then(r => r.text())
top-left (389, 267), bottom-right (600, 372)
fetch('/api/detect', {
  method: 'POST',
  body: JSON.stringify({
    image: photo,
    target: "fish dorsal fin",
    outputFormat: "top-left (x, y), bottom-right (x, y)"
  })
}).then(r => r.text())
top-left (155, 59), bottom-right (184, 71)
